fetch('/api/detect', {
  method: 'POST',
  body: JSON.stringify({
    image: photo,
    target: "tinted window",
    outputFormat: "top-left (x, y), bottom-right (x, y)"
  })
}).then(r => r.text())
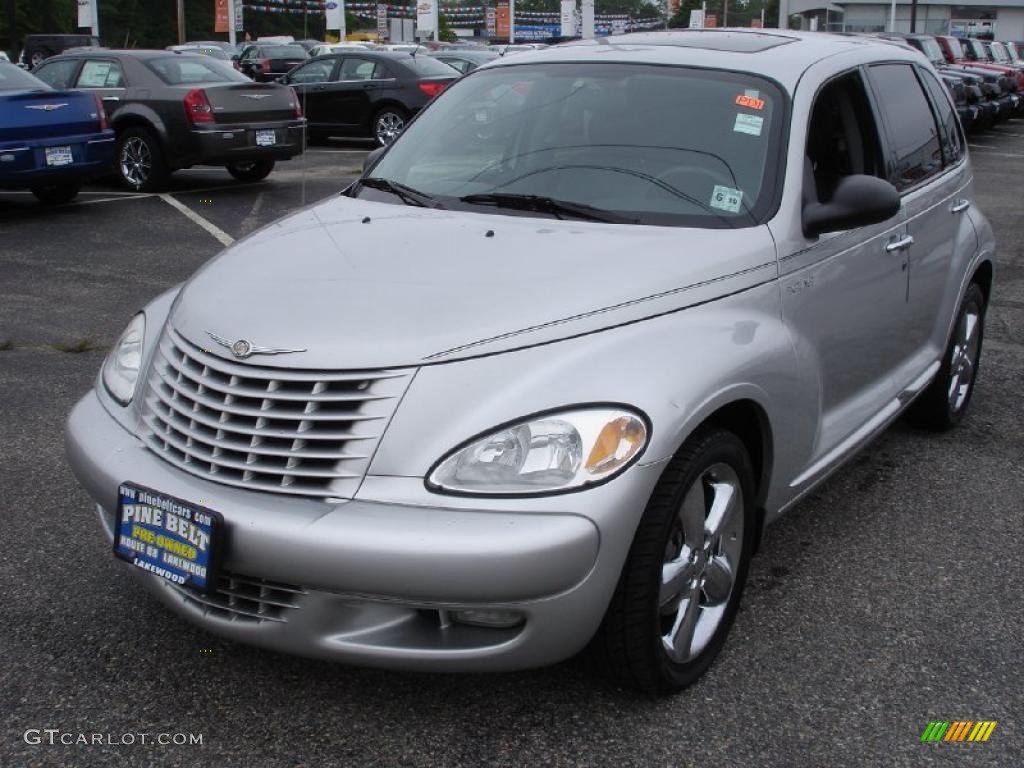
top-left (920, 69), bottom-right (963, 167)
top-left (363, 63), bottom-right (785, 228)
top-left (868, 64), bottom-right (942, 191)
top-left (33, 58), bottom-right (80, 89)
top-left (404, 56), bottom-right (460, 77)
top-left (262, 45), bottom-right (307, 59)
top-left (441, 58), bottom-right (470, 73)
top-left (147, 57), bottom-right (248, 85)
top-left (289, 59), bottom-right (336, 83)
top-left (0, 62), bottom-right (50, 91)
top-left (339, 58), bottom-right (382, 81)
top-left (76, 60), bottom-right (124, 88)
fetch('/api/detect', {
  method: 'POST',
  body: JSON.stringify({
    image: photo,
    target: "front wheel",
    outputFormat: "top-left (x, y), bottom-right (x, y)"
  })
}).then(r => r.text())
top-left (907, 283), bottom-right (986, 430)
top-left (586, 427), bottom-right (756, 693)
top-left (373, 107), bottom-right (408, 147)
top-left (226, 159), bottom-right (275, 183)
top-left (30, 182), bottom-right (81, 205)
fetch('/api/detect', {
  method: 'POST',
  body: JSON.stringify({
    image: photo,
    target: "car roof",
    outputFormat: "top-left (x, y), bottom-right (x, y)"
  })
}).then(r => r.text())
top-left (492, 30), bottom-right (923, 90)
top-left (50, 48), bottom-right (212, 60)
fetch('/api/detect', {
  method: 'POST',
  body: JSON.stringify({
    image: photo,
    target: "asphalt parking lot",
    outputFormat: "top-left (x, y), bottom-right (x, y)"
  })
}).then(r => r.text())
top-left (1, 132), bottom-right (1022, 767)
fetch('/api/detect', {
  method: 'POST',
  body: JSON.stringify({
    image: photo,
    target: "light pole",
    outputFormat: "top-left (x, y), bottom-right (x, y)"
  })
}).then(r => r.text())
top-left (177, 0), bottom-right (186, 44)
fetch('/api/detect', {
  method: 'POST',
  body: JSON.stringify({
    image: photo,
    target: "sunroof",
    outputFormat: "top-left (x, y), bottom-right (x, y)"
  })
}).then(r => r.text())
top-left (606, 30), bottom-right (798, 54)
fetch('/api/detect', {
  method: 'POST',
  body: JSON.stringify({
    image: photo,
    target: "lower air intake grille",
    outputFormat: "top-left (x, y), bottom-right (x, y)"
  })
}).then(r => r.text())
top-left (168, 572), bottom-right (306, 624)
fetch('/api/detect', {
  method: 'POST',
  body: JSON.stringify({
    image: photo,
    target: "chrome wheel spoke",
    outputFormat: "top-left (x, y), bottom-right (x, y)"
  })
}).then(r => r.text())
top-left (660, 558), bottom-right (697, 608)
top-left (702, 555), bottom-right (734, 606)
top-left (679, 482), bottom-right (706, 550)
top-left (663, 585), bottom-right (701, 661)
top-left (704, 480), bottom-right (738, 540)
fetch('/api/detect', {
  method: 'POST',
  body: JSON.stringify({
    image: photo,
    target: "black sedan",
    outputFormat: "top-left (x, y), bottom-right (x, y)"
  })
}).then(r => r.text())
top-left (236, 43), bottom-right (309, 82)
top-left (280, 52), bottom-right (458, 145)
top-left (429, 50), bottom-right (499, 74)
top-left (32, 49), bottom-right (305, 192)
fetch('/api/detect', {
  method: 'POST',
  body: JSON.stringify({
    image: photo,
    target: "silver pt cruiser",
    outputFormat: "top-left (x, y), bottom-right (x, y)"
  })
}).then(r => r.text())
top-left (67, 30), bottom-right (995, 692)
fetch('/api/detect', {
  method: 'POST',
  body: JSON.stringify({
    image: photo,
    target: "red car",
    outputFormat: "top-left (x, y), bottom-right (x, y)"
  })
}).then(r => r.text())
top-left (935, 35), bottom-right (1024, 89)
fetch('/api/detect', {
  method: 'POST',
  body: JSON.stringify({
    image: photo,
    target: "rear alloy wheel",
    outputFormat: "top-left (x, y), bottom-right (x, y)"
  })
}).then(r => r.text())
top-left (373, 108), bottom-right (407, 146)
top-left (586, 427), bottom-right (756, 693)
top-left (30, 182), bottom-right (81, 205)
top-left (907, 283), bottom-right (986, 430)
top-left (226, 159), bottom-right (276, 183)
top-left (30, 51), bottom-right (46, 68)
top-left (117, 127), bottom-right (169, 192)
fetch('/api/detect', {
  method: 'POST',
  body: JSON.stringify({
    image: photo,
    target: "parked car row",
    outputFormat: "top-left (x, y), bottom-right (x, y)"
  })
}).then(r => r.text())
top-left (877, 33), bottom-right (1024, 135)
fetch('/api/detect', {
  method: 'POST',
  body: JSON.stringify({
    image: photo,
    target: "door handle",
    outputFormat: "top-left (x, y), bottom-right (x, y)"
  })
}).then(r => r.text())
top-left (312, 85), bottom-right (327, 91)
top-left (102, 96), bottom-right (120, 102)
top-left (885, 234), bottom-right (914, 252)
top-left (950, 199), bottom-right (971, 213)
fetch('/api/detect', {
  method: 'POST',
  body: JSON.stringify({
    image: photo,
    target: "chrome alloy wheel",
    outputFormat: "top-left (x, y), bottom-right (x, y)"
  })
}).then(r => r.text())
top-left (659, 462), bottom-right (745, 664)
top-left (120, 136), bottom-right (152, 188)
top-left (375, 112), bottom-right (405, 145)
top-left (948, 307), bottom-right (981, 412)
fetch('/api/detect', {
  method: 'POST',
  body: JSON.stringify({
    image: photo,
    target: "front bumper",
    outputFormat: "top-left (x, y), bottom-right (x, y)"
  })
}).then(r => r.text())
top-left (67, 390), bottom-right (659, 671)
top-left (181, 120), bottom-right (306, 167)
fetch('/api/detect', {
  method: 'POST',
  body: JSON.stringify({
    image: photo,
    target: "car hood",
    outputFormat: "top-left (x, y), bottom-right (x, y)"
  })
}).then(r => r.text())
top-left (169, 195), bottom-right (778, 369)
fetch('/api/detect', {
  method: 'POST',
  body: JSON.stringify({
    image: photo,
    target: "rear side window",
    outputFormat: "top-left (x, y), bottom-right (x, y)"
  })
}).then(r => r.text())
top-left (339, 58), bottom-right (383, 81)
top-left (76, 60), bottom-right (124, 88)
top-left (867, 63), bottom-right (942, 191)
top-left (919, 68), bottom-right (963, 167)
top-left (33, 58), bottom-right (79, 89)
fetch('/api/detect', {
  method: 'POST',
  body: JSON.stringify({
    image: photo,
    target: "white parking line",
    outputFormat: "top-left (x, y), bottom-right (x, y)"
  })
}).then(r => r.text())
top-left (159, 193), bottom-right (235, 247)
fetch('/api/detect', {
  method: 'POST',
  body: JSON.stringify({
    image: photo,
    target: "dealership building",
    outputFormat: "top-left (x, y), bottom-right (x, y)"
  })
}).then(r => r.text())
top-left (787, 0), bottom-right (1024, 39)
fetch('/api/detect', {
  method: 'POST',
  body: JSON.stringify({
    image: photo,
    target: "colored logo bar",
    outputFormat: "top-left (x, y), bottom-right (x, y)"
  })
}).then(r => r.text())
top-left (921, 721), bottom-right (997, 742)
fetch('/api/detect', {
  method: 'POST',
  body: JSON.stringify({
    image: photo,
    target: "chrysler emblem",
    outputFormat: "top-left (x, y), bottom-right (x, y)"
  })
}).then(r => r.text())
top-left (205, 331), bottom-right (306, 359)
top-left (26, 103), bottom-right (68, 112)
top-left (242, 94), bottom-right (271, 100)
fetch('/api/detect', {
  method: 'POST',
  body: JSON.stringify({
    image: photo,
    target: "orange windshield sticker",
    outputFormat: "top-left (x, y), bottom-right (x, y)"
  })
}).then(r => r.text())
top-left (735, 94), bottom-right (765, 110)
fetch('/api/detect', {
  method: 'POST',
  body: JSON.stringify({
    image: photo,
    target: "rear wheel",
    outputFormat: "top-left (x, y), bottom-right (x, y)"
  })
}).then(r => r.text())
top-left (30, 182), bottom-right (80, 205)
top-left (117, 127), bottom-right (169, 192)
top-left (373, 107), bottom-right (408, 146)
top-left (226, 159), bottom-right (276, 183)
top-left (907, 283), bottom-right (986, 430)
top-left (586, 427), bottom-right (756, 693)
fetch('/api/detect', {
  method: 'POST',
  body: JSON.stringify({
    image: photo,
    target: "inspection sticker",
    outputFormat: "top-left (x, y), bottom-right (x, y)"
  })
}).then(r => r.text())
top-left (735, 93), bottom-right (765, 110)
top-left (734, 113), bottom-right (764, 136)
top-left (710, 185), bottom-right (744, 213)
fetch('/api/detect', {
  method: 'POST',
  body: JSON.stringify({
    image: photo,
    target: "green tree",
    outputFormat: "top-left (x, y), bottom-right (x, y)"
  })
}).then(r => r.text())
top-left (438, 13), bottom-right (457, 43)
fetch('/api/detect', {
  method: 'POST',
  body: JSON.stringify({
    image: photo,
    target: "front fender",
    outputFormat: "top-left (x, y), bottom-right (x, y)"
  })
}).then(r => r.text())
top-left (368, 279), bottom-right (812, 519)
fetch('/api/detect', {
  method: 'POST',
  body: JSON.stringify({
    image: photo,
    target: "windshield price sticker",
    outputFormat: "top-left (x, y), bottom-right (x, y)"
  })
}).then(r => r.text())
top-left (710, 185), bottom-right (744, 213)
top-left (734, 113), bottom-right (764, 136)
top-left (735, 93), bottom-right (765, 110)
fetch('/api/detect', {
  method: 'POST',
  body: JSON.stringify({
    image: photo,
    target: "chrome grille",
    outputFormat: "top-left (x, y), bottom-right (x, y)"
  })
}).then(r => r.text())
top-left (141, 327), bottom-right (413, 499)
top-left (168, 572), bottom-right (306, 624)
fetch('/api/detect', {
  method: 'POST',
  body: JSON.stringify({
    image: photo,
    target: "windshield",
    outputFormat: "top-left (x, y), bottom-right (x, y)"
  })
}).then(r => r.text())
top-left (947, 37), bottom-right (964, 59)
top-left (0, 62), bottom-right (49, 91)
top-left (1008, 42), bottom-right (1022, 61)
top-left (990, 42), bottom-right (1009, 62)
top-left (966, 39), bottom-right (987, 59)
top-left (147, 56), bottom-right (249, 85)
top-left (919, 37), bottom-right (944, 63)
top-left (359, 63), bottom-right (784, 227)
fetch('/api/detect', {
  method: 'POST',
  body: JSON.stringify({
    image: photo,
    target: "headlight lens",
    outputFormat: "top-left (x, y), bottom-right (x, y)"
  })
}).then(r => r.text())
top-left (101, 313), bottom-right (145, 405)
top-left (428, 407), bottom-right (648, 495)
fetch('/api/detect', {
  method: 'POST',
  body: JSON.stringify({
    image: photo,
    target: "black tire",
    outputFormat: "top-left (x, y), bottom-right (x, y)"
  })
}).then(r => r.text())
top-left (907, 283), bottom-right (987, 430)
top-left (226, 159), bottom-right (276, 183)
top-left (372, 106), bottom-right (408, 147)
top-left (586, 427), bottom-right (756, 693)
top-left (30, 182), bottom-right (80, 205)
top-left (116, 126), bottom-right (169, 192)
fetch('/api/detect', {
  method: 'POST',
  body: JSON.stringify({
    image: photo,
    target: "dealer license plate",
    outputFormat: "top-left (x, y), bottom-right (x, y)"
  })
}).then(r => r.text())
top-left (255, 129), bottom-right (277, 147)
top-left (113, 484), bottom-right (223, 593)
top-left (45, 146), bottom-right (74, 167)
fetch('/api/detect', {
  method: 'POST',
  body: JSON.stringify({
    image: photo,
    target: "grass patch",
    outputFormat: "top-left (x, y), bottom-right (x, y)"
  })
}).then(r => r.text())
top-left (50, 337), bottom-right (106, 354)
top-left (0, 340), bottom-right (13, 351)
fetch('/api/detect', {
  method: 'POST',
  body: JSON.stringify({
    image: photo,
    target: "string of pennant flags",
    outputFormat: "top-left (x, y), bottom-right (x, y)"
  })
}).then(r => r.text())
top-left (241, 0), bottom-right (660, 19)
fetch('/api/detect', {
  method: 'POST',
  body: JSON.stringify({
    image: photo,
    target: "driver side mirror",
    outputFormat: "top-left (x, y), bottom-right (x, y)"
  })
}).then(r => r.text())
top-left (802, 175), bottom-right (901, 238)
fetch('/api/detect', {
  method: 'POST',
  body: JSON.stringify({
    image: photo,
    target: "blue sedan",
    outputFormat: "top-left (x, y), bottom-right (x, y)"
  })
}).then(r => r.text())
top-left (0, 61), bottom-right (115, 203)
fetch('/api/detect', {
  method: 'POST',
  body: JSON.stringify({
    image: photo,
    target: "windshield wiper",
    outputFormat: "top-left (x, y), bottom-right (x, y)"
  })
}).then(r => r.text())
top-left (459, 193), bottom-right (638, 224)
top-left (360, 177), bottom-right (444, 208)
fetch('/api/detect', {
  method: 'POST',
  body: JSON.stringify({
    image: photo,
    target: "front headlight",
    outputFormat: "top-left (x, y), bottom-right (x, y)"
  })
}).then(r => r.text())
top-left (427, 406), bottom-right (649, 496)
top-left (101, 313), bottom-right (145, 405)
